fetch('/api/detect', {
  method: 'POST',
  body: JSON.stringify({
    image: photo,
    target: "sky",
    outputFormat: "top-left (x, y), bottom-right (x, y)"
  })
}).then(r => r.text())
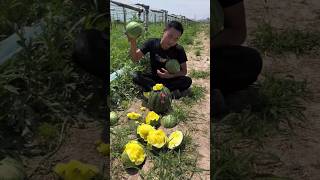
top-left (112, 0), bottom-right (210, 20)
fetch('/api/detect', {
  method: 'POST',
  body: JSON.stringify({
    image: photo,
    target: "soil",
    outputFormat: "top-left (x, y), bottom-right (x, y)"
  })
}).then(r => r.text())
top-left (242, 0), bottom-right (320, 179)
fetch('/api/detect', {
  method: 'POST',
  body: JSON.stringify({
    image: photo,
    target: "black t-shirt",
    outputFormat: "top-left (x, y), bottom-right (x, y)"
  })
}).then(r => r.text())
top-left (140, 38), bottom-right (188, 76)
top-left (218, 0), bottom-right (243, 8)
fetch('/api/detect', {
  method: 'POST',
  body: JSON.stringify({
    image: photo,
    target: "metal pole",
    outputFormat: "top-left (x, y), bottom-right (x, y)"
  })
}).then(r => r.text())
top-left (145, 6), bottom-right (149, 31)
top-left (135, 4), bottom-right (149, 32)
top-left (164, 10), bottom-right (168, 26)
top-left (123, 7), bottom-right (126, 28)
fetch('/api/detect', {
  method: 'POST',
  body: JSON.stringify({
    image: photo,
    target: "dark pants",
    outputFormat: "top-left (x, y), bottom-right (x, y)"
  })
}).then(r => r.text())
top-left (132, 72), bottom-right (192, 92)
top-left (212, 46), bottom-right (263, 94)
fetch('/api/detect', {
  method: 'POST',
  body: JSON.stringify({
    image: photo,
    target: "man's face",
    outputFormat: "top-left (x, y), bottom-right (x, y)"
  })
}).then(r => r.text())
top-left (160, 27), bottom-right (181, 49)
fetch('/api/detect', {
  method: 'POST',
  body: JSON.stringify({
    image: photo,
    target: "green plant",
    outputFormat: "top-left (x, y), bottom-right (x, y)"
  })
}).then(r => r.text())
top-left (181, 85), bottom-right (206, 105)
top-left (221, 73), bottom-right (310, 139)
top-left (110, 125), bottom-right (133, 159)
top-left (140, 134), bottom-right (203, 179)
top-left (213, 143), bottom-right (255, 180)
top-left (189, 70), bottom-right (210, 79)
top-left (0, 0), bottom-right (106, 156)
top-left (170, 104), bottom-right (189, 123)
top-left (251, 21), bottom-right (320, 55)
top-left (37, 122), bottom-right (59, 141)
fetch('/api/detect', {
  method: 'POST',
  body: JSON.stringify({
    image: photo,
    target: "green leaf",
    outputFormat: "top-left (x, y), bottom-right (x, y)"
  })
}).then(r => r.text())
top-left (3, 85), bottom-right (19, 94)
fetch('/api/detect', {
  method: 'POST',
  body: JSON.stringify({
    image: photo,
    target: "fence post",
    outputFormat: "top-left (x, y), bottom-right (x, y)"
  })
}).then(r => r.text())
top-left (144, 5), bottom-right (149, 31)
top-left (135, 4), bottom-right (149, 31)
top-left (162, 10), bottom-right (168, 26)
top-left (123, 7), bottom-right (126, 29)
top-left (161, 11), bottom-right (164, 25)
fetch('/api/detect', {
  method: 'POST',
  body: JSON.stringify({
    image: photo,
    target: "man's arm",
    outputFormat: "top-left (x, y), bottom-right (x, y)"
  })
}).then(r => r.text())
top-left (213, 1), bottom-right (247, 48)
top-left (129, 38), bottom-right (144, 63)
top-left (172, 62), bottom-right (187, 77)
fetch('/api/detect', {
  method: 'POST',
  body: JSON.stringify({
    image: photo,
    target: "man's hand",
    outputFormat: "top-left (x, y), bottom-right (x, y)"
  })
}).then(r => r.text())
top-left (125, 32), bottom-right (140, 43)
top-left (125, 33), bottom-right (135, 43)
top-left (126, 32), bottom-right (143, 62)
top-left (157, 68), bottom-right (173, 79)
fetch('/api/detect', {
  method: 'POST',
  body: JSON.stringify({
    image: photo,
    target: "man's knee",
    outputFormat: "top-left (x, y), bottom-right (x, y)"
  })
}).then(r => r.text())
top-left (246, 47), bottom-right (263, 75)
top-left (131, 71), bottom-right (144, 84)
top-left (182, 76), bottom-right (192, 89)
top-left (131, 72), bottom-right (139, 83)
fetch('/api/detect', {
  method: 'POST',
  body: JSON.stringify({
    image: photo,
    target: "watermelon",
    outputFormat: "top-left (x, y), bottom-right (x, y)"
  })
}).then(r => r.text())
top-left (121, 141), bottom-right (146, 168)
top-left (165, 59), bottom-right (180, 74)
top-left (53, 160), bottom-right (99, 180)
top-left (110, 111), bottom-right (118, 126)
top-left (121, 151), bottom-right (137, 169)
top-left (167, 131), bottom-right (184, 150)
top-left (0, 156), bottom-right (26, 180)
top-left (125, 21), bottom-right (144, 39)
top-left (161, 115), bottom-right (177, 128)
top-left (147, 86), bottom-right (172, 114)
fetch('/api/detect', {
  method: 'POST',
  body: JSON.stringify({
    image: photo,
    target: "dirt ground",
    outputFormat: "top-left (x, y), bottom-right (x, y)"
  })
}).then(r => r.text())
top-left (24, 121), bottom-right (108, 179)
top-left (244, 0), bottom-right (320, 179)
top-left (185, 30), bottom-right (211, 180)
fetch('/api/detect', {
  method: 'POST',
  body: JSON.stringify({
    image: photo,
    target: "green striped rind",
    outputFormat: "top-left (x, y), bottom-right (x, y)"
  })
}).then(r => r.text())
top-left (0, 157), bottom-right (26, 180)
top-left (161, 114), bottom-right (177, 128)
top-left (121, 152), bottom-right (137, 169)
top-left (125, 21), bottom-right (144, 38)
top-left (165, 59), bottom-right (180, 74)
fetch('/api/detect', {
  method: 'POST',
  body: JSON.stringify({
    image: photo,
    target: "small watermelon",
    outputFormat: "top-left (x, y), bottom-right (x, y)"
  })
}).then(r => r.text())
top-left (165, 59), bottom-right (180, 74)
top-left (0, 156), bottom-right (26, 180)
top-left (121, 141), bottom-right (146, 168)
top-left (110, 111), bottom-right (118, 126)
top-left (125, 21), bottom-right (144, 39)
top-left (161, 115), bottom-right (177, 128)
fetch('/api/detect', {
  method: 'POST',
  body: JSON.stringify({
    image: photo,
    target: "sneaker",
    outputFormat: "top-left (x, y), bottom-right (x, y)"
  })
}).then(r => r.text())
top-left (180, 88), bottom-right (192, 97)
top-left (213, 89), bottom-right (227, 117)
top-left (171, 90), bottom-right (182, 99)
top-left (171, 88), bottom-right (192, 99)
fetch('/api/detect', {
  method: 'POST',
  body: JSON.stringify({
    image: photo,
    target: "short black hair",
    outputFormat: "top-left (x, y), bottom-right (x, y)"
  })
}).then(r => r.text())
top-left (166, 21), bottom-right (184, 35)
